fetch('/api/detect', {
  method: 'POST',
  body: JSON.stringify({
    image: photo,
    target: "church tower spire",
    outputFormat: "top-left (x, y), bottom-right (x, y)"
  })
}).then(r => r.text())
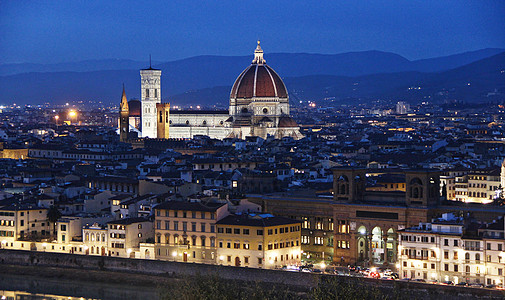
top-left (119, 85), bottom-right (129, 142)
top-left (120, 84), bottom-right (129, 112)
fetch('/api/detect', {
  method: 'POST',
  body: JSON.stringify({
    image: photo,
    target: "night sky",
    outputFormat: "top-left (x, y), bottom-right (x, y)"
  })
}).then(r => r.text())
top-left (1, 0), bottom-right (504, 64)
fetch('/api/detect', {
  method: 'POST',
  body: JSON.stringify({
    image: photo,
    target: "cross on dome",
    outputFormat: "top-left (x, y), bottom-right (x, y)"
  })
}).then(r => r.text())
top-left (252, 40), bottom-right (266, 65)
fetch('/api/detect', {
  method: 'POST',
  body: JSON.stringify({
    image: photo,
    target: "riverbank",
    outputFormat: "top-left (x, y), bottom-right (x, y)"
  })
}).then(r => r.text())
top-left (1, 249), bottom-right (505, 300)
top-left (0, 265), bottom-right (160, 300)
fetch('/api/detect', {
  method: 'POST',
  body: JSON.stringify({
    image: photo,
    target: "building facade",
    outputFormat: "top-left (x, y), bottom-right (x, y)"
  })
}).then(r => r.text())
top-left (153, 201), bottom-right (229, 264)
top-left (216, 213), bottom-right (301, 269)
top-left (398, 214), bottom-right (505, 287)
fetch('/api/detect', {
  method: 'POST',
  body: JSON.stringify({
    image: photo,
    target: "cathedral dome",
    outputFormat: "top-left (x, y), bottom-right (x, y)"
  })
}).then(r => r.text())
top-left (128, 100), bottom-right (141, 117)
top-left (230, 41), bottom-right (288, 99)
top-left (278, 116), bottom-right (298, 128)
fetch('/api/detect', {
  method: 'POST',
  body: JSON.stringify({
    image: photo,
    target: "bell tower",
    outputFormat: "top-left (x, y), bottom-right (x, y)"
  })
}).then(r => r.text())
top-left (140, 57), bottom-right (161, 138)
top-left (119, 85), bottom-right (129, 142)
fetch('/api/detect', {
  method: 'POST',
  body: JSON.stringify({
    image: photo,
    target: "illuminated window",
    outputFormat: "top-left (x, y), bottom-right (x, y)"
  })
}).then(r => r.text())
top-left (302, 217), bottom-right (310, 229)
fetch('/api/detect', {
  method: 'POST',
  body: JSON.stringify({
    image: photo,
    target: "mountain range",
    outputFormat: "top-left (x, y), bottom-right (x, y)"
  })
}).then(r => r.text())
top-left (0, 48), bottom-right (503, 106)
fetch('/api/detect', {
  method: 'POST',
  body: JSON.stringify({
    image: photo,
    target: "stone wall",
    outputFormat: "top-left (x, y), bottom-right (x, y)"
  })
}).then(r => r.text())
top-left (0, 249), bottom-right (504, 299)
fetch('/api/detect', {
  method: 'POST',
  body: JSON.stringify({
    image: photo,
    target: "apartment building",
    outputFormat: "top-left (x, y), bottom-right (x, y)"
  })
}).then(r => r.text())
top-left (453, 169), bottom-right (500, 204)
top-left (83, 223), bottom-right (108, 256)
top-left (0, 204), bottom-right (50, 242)
top-left (479, 220), bottom-right (505, 286)
top-left (107, 217), bottom-right (153, 257)
top-left (398, 213), bottom-right (505, 286)
top-left (153, 201), bottom-right (229, 263)
top-left (216, 213), bottom-right (302, 269)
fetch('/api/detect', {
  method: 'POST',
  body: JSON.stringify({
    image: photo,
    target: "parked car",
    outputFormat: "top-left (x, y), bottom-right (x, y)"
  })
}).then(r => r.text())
top-left (456, 282), bottom-right (468, 287)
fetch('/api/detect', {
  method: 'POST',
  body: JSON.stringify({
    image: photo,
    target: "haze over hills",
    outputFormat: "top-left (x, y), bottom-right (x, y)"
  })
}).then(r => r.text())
top-left (0, 48), bottom-right (503, 106)
top-left (172, 52), bottom-right (505, 106)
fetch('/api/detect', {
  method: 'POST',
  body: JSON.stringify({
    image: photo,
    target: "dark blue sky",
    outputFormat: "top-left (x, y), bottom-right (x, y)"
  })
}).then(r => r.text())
top-left (1, 0), bottom-right (504, 64)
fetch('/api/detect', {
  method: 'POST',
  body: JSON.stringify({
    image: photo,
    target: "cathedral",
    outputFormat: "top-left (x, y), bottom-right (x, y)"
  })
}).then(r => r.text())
top-left (119, 41), bottom-right (303, 141)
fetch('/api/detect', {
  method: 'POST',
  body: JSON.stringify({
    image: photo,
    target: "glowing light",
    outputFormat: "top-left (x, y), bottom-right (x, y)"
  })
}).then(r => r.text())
top-left (320, 262), bottom-right (326, 269)
top-left (172, 251), bottom-right (177, 257)
top-left (54, 115), bottom-right (59, 120)
top-left (269, 259), bottom-right (274, 264)
top-left (42, 243), bottom-right (47, 248)
top-left (370, 267), bottom-right (377, 273)
top-left (359, 228), bottom-right (366, 235)
top-left (127, 249), bottom-right (132, 254)
top-left (83, 245), bottom-right (89, 250)
top-left (219, 255), bottom-right (224, 261)
top-left (68, 111), bottom-right (76, 118)
top-left (395, 263), bottom-right (400, 269)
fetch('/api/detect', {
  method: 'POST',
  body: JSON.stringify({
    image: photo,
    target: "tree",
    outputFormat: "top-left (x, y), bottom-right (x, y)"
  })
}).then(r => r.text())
top-left (47, 205), bottom-right (62, 238)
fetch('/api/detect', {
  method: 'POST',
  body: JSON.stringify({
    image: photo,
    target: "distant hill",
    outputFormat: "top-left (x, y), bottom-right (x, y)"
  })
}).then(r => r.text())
top-left (171, 52), bottom-right (505, 106)
top-left (0, 48), bottom-right (503, 105)
top-left (0, 59), bottom-right (155, 76)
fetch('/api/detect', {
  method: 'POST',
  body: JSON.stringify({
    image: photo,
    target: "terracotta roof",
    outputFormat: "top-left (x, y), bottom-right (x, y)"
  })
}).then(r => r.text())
top-left (155, 201), bottom-right (226, 212)
top-left (216, 214), bottom-right (300, 227)
top-left (278, 116), bottom-right (298, 128)
top-left (128, 100), bottom-right (141, 117)
top-left (230, 64), bottom-right (288, 99)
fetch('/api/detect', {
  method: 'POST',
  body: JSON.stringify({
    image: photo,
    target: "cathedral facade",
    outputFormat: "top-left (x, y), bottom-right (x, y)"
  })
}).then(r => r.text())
top-left (119, 41), bottom-right (302, 140)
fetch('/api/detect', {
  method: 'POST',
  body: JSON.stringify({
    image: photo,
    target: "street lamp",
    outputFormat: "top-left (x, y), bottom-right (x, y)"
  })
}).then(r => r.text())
top-left (68, 110), bottom-right (77, 124)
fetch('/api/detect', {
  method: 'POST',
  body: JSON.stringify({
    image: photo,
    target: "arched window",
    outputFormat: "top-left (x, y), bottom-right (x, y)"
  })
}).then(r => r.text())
top-left (475, 253), bottom-right (480, 261)
top-left (413, 187), bottom-right (419, 198)
top-left (465, 252), bottom-right (470, 260)
top-left (466, 266), bottom-right (470, 273)
top-left (85, 233), bottom-right (89, 241)
top-left (97, 234), bottom-right (100, 242)
top-left (102, 233), bottom-right (105, 242)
